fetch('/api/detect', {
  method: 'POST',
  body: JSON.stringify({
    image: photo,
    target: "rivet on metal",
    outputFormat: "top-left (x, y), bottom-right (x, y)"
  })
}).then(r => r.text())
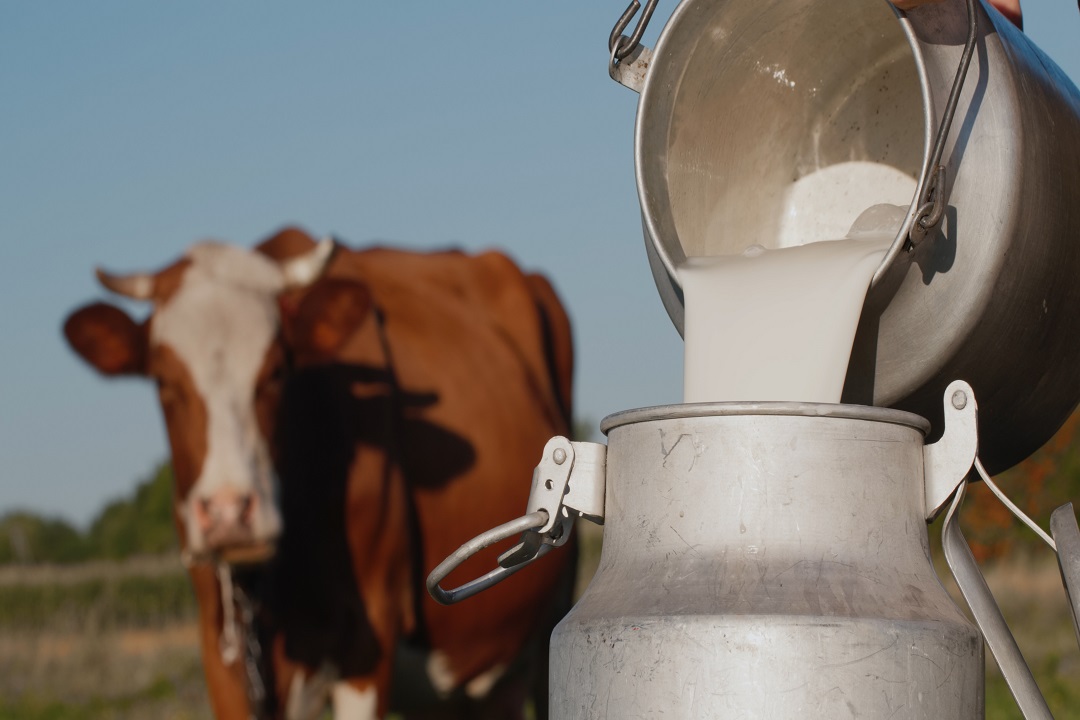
top-left (952, 390), bottom-right (968, 410)
top-left (553, 448), bottom-right (568, 465)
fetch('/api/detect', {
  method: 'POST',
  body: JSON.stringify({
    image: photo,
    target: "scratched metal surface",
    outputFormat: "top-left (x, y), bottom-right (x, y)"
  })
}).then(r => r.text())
top-left (551, 409), bottom-right (983, 718)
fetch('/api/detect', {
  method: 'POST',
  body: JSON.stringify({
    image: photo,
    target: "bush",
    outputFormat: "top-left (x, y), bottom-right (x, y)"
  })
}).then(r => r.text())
top-left (86, 463), bottom-right (177, 560)
top-left (0, 462), bottom-right (177, 566)
top-left (0, 513), bottom-right (89, 565)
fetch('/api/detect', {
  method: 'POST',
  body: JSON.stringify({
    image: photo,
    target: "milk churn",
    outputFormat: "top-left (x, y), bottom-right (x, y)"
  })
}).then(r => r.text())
top-left (548, 399), bottom-right (981, 717)
top-left (426, 0), bottom-right (1080, 717)
top-left (430, 381), bottom-right (1080, 717)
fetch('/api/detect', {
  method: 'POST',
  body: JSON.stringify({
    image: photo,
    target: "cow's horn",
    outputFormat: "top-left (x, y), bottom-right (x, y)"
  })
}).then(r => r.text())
top-left (95, 268), bottom-right (155, 300)
top-left (280, 236), bottom-right (335, 287)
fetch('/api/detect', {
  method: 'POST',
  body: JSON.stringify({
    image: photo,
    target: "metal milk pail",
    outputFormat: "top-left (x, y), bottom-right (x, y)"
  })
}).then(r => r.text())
top-left (621, 0), bottom-right (1080, 472)
top-left (549, 403), bottom-right (984, 718)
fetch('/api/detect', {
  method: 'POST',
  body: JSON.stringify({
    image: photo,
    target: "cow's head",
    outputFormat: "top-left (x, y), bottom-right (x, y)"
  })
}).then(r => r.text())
top-left (64, 229), bottom-right (372, 563)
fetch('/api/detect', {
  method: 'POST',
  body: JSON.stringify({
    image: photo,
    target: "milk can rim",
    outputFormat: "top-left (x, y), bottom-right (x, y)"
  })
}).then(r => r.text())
top-left (600, 402), bottom-right (931, 436)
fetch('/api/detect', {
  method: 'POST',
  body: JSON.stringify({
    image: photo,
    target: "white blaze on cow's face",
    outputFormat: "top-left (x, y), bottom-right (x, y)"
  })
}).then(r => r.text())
top-left (149, 243), bottom-right (295, 558)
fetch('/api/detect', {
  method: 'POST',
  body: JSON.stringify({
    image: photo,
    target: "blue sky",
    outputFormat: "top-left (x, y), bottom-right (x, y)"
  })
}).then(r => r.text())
top-left (3, 2), bottom-right (1079, 526)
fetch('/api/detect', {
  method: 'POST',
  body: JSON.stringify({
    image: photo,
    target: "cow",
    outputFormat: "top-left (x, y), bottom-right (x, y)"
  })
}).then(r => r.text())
top-left (63, 227), bottom-right (577, 719)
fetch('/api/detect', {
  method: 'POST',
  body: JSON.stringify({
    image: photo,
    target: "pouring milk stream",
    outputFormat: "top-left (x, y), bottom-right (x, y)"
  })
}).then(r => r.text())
top-left (679, 160), bottom-right (915, 403)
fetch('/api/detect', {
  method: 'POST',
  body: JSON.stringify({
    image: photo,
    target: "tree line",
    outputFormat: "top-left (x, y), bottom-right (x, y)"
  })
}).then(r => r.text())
top-left (0, 464), bottom-right (176, 565)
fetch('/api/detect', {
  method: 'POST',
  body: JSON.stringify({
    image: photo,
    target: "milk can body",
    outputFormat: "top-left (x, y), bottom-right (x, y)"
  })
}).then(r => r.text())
top-left (550, 405), bottom-right (983, 718)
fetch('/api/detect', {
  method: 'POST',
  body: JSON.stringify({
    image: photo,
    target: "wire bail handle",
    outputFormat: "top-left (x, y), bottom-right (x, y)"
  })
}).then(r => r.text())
top-left (427, 436), bottom-right (606, 605)
top-left (875, 0), bottom-right (980, 286)
top-left (609, 0), bottom-right (659, 70)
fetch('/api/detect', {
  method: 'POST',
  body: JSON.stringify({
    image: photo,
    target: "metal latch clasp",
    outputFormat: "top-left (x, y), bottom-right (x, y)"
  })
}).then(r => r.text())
top-left (923, 379), bottom-right (979, 521)
top-left (426, 436), bottom-right (606, 605)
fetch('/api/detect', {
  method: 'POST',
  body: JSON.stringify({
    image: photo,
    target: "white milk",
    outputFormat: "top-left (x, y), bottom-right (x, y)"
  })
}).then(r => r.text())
top-left (776, 161), bottom-right (917, 248)
top-left (680, 161), bottom-right (915, 404)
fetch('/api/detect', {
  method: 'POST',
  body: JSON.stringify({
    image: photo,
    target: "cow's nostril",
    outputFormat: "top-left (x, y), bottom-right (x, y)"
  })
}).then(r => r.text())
top-left (193, 497), bottom-right (215, 531)
top-left (192, 489), bottom-right (261, 546)
top-left (194, 494), bottom-right (243, 527)
top-left (238, 494), bottom-right (255, 526)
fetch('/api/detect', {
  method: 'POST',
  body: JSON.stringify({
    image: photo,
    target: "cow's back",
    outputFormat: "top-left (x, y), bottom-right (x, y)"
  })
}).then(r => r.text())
top-left (328, 247), bottom-right (575, 695)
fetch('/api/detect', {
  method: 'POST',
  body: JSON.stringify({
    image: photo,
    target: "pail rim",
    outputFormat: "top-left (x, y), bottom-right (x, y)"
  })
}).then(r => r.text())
top-left (600, 401), bottom-right (931, 435)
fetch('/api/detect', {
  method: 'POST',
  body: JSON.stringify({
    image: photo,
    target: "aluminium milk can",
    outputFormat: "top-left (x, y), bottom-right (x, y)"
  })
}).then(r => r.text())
top-left (548, 403), bottom-right (982, 718)
top-left (429, 382), bottom-right (1078, 718)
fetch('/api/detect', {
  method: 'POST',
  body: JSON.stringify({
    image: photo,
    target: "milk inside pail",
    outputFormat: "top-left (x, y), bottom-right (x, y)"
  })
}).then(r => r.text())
top-left (630, 0), bottom-right (1080, 472)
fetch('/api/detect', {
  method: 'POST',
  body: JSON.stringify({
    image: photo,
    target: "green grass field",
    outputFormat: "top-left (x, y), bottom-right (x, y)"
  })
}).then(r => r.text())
top-left (966, 553), bottom-right (1080, 719)
top-left (0, 557), bottom-right (211, 720)
top-left (0, 534), bottom-right (1076, 719)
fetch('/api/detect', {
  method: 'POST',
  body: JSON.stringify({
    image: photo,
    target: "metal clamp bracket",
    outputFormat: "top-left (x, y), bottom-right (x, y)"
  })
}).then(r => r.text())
top-left (427, 436), bottom-right (607, 605)
top-left (923, 379), bottom-right (979, 520)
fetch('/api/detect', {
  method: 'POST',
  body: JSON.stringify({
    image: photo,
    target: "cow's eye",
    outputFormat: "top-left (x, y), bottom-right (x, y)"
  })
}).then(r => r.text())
top-left (269, 362), bottom-right (287, 383)
top-left (255, 341), bottom-right (288, 391)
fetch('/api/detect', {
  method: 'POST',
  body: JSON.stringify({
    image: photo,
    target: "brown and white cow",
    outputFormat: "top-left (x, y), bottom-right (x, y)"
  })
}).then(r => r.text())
top-left (63, 227), bottom-right (576, 719)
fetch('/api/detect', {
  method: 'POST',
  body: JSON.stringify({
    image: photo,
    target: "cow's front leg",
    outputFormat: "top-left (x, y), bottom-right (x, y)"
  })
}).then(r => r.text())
top-left (279, 661), bottom-right (391, 720)
top-left (279, 659), bottom-right (335, 720)
top-left (332, 671), bottom-right (391, 720)
top-left (189, 564), bottom-right (252, 719)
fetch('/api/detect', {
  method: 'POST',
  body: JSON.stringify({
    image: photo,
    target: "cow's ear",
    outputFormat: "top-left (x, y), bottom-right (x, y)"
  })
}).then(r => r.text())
top-left (279, 279), bottom-right (373, 364)
top-left (254, 226), bottom-right (318, 263)
top-left (63, 302), bottom-right (147, 376)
